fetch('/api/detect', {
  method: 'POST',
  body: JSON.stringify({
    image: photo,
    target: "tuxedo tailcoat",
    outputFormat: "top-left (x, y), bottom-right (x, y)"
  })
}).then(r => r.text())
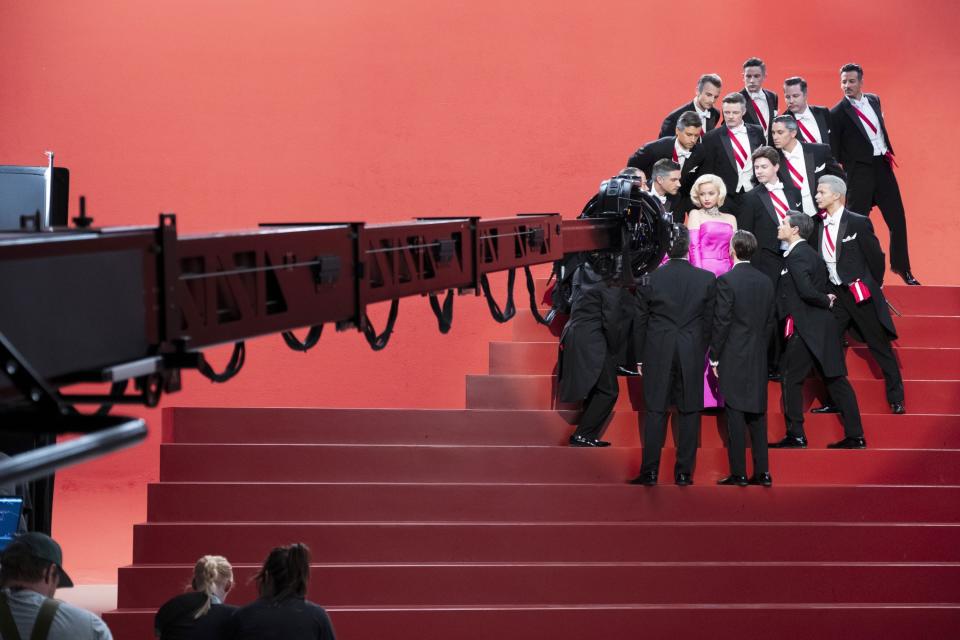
top-left (776, 141), bottom-right (845, 197)
top-left (829, 93), bottom-right (911, 272)
top-left (659, 101), bottom-right (719, 139)
top-left (740, 88), bottom-right (779, 142)
top-left (785, 106), bottom-right (832, 146)
top-left (634, 259), bottom-right (717, 412)
top-left (738, 182), bottom-right (803, 285)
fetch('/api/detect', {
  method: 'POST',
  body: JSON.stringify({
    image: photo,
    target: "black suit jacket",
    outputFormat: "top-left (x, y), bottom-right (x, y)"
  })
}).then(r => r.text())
top-left (681, 123), bottom-right (766, 212)
top-left (710, 263), bottom-right (775, 413)
top-left (776, 141), bottom-right (846, 203)
top-left (628, 135), bottom-right (682, 177)
top-left (659, 101), bottom-right (719, 138)
top-left (558, 264), bottom-right (627, 402)
top-left (740, 88), bottom-right (779, 141)
top-left (814, 209), bottom-right (897, 338)
top-left (634, 259), bottom-right (717, 412)
top-left (829, 93), bottom-right (895, 167)
top-left (785, 106), bottom-right (832, 147)
top-left (738, 182), bottom-right (803, 285)
top-left (776, 240), bottom-right (846, 377)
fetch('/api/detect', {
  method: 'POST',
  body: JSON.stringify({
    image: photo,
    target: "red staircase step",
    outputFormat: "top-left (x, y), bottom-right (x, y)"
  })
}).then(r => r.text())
top-left (132, 521), bottom-right (960, 564)
top-left (158, 443), bottom-right (960, 485)
top-left (116, 562), bottom-right (960, 608)
top-left (146, 483), bottom-right (960, 523)
top-left (489, 342), bottom-right (960, 379)
top-left (103, 604), bottom-right (960, 640)
top-left (465, 374), bottom-right (960, 413)
top-left (162, 407), bottom-right (960, 450)
top-left (511, 313), bottom-right (960, 345)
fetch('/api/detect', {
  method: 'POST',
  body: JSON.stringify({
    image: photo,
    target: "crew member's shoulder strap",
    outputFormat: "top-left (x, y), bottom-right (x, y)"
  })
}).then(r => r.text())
top-left (0, 591), bottom-right (24, 640)
top-left (30, 598), bottom-right (61, 640)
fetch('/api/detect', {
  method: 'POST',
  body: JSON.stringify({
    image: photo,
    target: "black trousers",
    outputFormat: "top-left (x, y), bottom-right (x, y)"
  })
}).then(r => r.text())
top-left (846, 156), bottom-right (911, 273)
top-left (832, 284), bottom-right (904, 403)
top-left (781, 335), bottom-right (864, 439)
top-left (726, 408), bottom-right (769, 477)
top-left (640, 355), bottom-right (700, 476)
top-left (573, 353), bottom-right (619, 440)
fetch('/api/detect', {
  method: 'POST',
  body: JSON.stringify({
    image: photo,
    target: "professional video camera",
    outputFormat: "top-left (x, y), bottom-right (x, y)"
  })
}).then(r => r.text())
top-left (578, 171), bottom-right (680, 279)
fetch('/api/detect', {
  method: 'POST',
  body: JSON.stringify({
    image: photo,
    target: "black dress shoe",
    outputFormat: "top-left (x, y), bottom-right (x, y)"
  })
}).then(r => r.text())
top-left (827, 436), bottom-right (867, 449)
top-left (890, 402), bottom-right (906, 415)
top-left (569, 435), bottom-right (611, 447)
top-left (717, 475), bottom-right (749, 487)
top-left (629, 471), bottom-right (657, 486)
top-left (894, 270), bottom-right (921, 286)
top-left (617, 366), bottom-right (642, 377)
top-left (769, 435), bottom-right (807, 448)
top-left (675, 472), bottom-right (693, 486)
top-left (748, 472), bottom-right (773, 487)
top-left (811, 404), bottom-right (840, 414)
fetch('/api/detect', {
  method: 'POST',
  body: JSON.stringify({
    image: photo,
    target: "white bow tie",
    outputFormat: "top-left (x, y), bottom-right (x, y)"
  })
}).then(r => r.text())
top-left (749, 91), bottom-right (765, 101)
top-left (824, 216), bottom-right (839, 227)
top-left (729, 126), bottom-right (746, 135)
top-left (765, 182), bottom-right (784, 191)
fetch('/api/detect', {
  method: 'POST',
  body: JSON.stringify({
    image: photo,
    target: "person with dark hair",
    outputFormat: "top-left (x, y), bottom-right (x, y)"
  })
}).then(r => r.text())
top-left (629, 228), bottom-right (717, 486)
top-left (659, 74), bottom-right (722, 138)
top-left (740, 57), bottom-right (778, 143)
top-left (647, 158), bottom-right (682, 220)
top-left (0, 532), bottom-right (112, 639)
top-left (682, 93), bottom-right (766, 218)
top-left (628, 112), bottom-right (701, 219)
top-left (709, 230), bottom-right (776, 486)
top-left (739, 145), bottom-right (802, 378)
top-left (155, 555), bottom-right (235, 640)
top-left (830, 62), bottom-right (919, 285)
top-left (783, 76), bottom-right (831, 146)
top-left (227, 543), bottom-right (336, 640)
top-left (770, 213), bottom-right (866, 450)
top-left (770, 115), bottom-right (844, 216)
top-left (810, 175), bottom-right (905, 415)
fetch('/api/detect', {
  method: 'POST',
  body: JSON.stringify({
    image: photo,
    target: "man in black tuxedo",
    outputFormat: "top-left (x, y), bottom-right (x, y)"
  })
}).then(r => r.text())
top-left (659, 74), bottom-right (722, 138)
top-left (629, 111), bottom-right (702, 177)
top-left (830, 62), bottom-right (919, 285)
top-left (770, 116), bottom-right (844, 217)
top-left (647, 159), bottom-right (683, 222)
top-left (783, 76), bottom-right (831, 147)
top-left (709, 230), bottom-right (776, 486)
top-left (682, 93), bottom-right (766, 218)
top-left (558, 259), bottom-right (629, 447)
top-left (740, 57), bottom-right (778, 143)
top-left (770, 213), bottom-right (866, 449)
top-left (629, 230), bottom-right (717, 486)
top-left (738, 146), bottom-right (803, 377)
top-left (811, 175), bottom-right (905, 415)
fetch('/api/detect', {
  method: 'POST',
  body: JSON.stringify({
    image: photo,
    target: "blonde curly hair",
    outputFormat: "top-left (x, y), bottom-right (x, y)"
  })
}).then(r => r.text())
top-left (690, 173), bottom-right (727, 208)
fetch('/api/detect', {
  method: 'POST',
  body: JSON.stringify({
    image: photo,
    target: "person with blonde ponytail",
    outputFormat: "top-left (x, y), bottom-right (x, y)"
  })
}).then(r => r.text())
top-left (154, 555), bottom-right (235, 639)
top-left (227, 543), bottom-right (336, 639)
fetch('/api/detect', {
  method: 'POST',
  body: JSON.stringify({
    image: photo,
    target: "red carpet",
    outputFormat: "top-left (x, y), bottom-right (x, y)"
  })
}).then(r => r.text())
top-left (103, 283), bottom-right (960, 638)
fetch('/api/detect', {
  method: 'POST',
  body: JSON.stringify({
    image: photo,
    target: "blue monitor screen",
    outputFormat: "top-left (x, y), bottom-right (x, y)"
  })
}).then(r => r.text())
top-left (0, 496), bottom-right (24, 550)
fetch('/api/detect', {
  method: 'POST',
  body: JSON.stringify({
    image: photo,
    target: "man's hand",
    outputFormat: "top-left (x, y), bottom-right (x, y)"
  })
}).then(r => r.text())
top-left (827, 293), bottom-right (837, 308)
top-left (636, 363), bottom-right (643, 376)
top-left (711, 365), bottom-right (719, 378)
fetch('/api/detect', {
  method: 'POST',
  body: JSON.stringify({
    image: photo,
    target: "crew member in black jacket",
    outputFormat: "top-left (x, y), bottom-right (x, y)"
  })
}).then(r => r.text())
top-left (709, 230), bottom-right (776, 486)
top-left (629, 230), bottom-right (716, 485)
top-left (811, 175), bottom-right (905, 415)
top-left (659, 73), bottom-right (722, 138)
top-left (770, 213), bottom-right (866, 449)
top-left (830, 62), bottom-right (919, 285)
top-left (558, 259), bottom-right (629, 447)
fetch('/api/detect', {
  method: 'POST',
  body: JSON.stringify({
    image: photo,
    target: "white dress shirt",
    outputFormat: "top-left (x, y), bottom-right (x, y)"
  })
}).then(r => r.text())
top-left (821, 210), bottom-right (843, 285)
top-left (782, 143), bottom-right (816, 215)
top-left (764, 181), bottom-right (790, 250)
top-left (748, 90), bottom-right (773, 128)
top-left (674, 139), bottom-right (692, 169)
top-left (693, 98), bottom-right (712, 130)
top-left (847, 95), bottom-right (888, 156)
top-left (727, 124), bottom-right (754, 193)
top-left (793, 107), bottom-right (822, 144)
top-left (649, 183), bottom-right (668, 206)
top-left (783, 237), bottom-right (805, 257)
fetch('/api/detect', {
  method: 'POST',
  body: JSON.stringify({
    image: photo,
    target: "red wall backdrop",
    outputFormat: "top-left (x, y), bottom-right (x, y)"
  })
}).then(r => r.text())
top-left (1, 0), bottom-right (958, 583)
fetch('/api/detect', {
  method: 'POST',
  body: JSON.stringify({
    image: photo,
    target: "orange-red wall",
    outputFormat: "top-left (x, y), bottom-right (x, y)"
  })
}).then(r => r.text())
top-left (1, 1), bottom-right (958, 582)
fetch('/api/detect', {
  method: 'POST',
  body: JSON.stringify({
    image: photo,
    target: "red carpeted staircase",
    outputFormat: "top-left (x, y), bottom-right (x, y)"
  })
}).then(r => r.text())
top-left (103, 284), bottom-right (960, 638)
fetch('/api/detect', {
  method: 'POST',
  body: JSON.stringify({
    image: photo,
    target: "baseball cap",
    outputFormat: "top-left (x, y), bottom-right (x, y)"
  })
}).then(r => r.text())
top-left (3, 532), bottom-right (74, 588)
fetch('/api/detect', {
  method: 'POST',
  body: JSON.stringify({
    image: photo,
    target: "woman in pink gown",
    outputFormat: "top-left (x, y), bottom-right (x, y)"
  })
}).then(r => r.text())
top-left (686, 173), bottom-right (737, 408)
